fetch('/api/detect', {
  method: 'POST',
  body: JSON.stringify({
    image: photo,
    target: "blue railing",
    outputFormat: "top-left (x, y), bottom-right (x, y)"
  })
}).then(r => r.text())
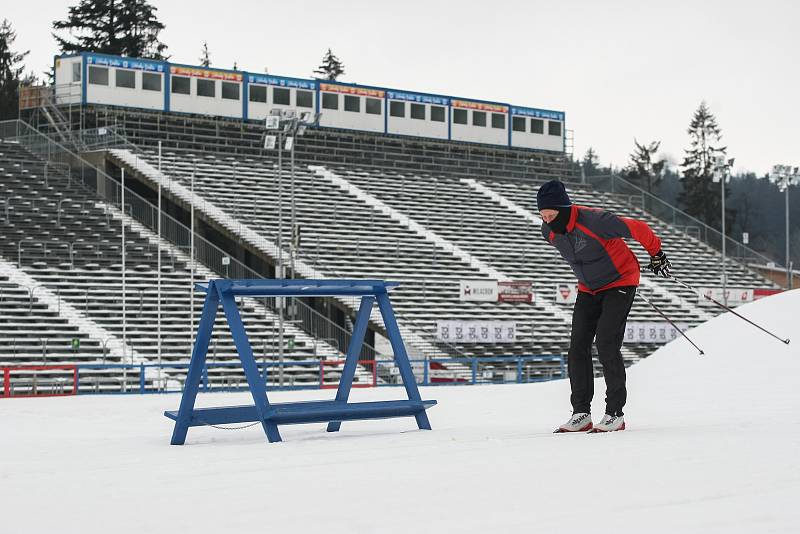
top-left (1, 355), bottom-right (565, 397)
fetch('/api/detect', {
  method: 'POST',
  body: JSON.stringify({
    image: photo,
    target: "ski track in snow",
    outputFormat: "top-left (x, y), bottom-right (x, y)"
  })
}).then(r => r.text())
top-left (2, 290), bottom-right (799, 533)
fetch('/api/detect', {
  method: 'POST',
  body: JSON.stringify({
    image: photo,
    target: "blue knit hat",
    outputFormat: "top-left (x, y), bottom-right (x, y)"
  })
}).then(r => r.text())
top-left (536, 180), bottom-right (572, 211)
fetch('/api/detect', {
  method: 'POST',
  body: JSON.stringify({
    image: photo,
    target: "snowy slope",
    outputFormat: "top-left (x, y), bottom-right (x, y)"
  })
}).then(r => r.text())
top-left (1, 290), bottom-right (798, 534)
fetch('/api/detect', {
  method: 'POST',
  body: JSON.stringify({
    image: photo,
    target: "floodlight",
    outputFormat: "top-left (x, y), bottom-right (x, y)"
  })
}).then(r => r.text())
top-left (265, 116), bottom-right (280, 130)
top-left (284, 136), bottom-right (294, 151)
top-left (713, 155), bottom-right (732, 183)
top-left (264, 135), bottom-right (277, 150)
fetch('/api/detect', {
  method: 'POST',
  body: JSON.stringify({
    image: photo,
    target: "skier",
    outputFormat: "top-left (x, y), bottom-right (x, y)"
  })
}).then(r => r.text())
top-left (536, 180), bottom-right (672, 433)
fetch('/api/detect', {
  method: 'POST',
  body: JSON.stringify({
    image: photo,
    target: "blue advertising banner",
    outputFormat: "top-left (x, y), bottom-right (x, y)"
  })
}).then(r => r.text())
top-left (511, 106), bottom-right (564, 121)
top-left (247, 74), bottom-right (316, 90)
top-left (386, 90), bottom-right (449, 106)
top-left (85, 53), bottom-right (164, 73)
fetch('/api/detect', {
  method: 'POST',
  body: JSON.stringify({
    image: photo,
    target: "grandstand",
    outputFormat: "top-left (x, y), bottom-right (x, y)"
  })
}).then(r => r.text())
top-left (1, 52), bottom-right (781, 395)
top-left (0, 138), bottom-right (381, 392)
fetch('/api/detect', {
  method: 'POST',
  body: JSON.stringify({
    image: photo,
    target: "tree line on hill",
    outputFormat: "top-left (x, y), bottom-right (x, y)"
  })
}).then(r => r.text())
top-left (581, 102), bottom-right (799, 268)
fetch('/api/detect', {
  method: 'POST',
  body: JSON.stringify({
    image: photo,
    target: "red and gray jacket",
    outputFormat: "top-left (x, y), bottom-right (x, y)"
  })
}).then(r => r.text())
top-left (541, 205), bottom-right (662, 294)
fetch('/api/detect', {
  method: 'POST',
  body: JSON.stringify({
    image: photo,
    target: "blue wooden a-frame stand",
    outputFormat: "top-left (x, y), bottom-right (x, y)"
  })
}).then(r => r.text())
top-left (165, 279), bottom-right (436, 444)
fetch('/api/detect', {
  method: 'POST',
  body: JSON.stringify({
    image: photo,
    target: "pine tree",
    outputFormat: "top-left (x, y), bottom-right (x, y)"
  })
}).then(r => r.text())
top-left (678, 102), bottom-right (729, 228)
top-left (199, 41), bottom-right (210, 67)
top-left (625, 139), bottom-right (666, 194)
top-left (313, 48), bottom-right (345, 80)
top-left (0, 19), bottom-right (29, 120)
top-left (582, 147), bottom-right (599, 176)
top-left (52, 0), bottom-right (168, 59)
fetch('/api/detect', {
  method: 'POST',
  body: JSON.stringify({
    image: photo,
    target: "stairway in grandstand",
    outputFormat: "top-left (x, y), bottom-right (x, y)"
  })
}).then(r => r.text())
top-left (0, 139), bottom-right (383, 392)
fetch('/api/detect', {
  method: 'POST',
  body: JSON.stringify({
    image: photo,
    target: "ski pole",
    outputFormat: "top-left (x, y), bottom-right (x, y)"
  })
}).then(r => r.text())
top-left (636, 289), bottom-right (704, 355)
top-left (670, 275), bottom-right (791, 345)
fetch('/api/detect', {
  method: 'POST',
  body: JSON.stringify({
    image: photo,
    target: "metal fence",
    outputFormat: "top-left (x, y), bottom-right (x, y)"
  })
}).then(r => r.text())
top-left (0, 355), bottom-right (565, 397)
top-left (587, 173), bottom-right (777, 266)
top-left (0, 118), bottom-right (388, 361)
top-left (69, 122), bottom-right (468, 358)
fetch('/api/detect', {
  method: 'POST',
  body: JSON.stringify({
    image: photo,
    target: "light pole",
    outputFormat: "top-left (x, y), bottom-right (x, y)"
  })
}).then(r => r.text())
top-left (157, 141), bottom-right (162, 383)
top-left (190, 159), bottom-right (196, 355)
top-left (713, 156), bottom-right (734, 305)
top-left (121, 168), bottom-right (127, 363)
top-left (769, 165), bottom-right (799, 289)
top-left (264, 109), bottom-right (320, 387)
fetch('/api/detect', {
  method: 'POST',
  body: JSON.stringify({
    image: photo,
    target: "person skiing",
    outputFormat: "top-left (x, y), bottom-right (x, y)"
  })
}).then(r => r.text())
top-left (536, 180), bottom-right (671, 433)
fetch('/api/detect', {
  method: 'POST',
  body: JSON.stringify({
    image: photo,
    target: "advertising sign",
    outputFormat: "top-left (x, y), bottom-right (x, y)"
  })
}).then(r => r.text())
top-left (696, 287), bottom-right (754, 307)
top-left (451, 99), bottom-right (508, 113)
top-left (86, 53), bottom-right (164, 72)
top-left (436, 320), bottom-right (516, 343)
top-left (623, 322), bottom-right (690, 344)
top-left (554, 283), bottom-right (579, 304)
top-left (510, 106), bottom-right (565, 121)
top-left (386, 90), bottom-right (449, 106)
top-left (459, 280), bottom-right (498, 302)
top-left (248, 73), bottom-right (315, 90)
top-left (498, 281), bottom-right (534, 303)
top-left (319, 83), bottom-right (384, 98)
top-left (170, 66), bottom-right (242, 82)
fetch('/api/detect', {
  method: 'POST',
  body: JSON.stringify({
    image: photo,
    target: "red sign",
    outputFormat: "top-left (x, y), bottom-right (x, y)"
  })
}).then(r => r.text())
top-left (170, 66), bottom-right (243, 82)
top-left (319, 83), bottom-right (384, 98)
top-left (754, 288), bottom-right (782, 300)
top-left (451, 99), bottom-right (508, 113)
top-left (498, 281), bottom-right (533, 303)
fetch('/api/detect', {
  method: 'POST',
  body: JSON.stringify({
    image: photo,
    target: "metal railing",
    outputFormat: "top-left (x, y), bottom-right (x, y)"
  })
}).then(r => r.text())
top-left (587, 173), bottom-right (777, 266)
top-left (0, 119), bottom-right (383, 361)
top-left (0, 355), bottom-right (565, 397)
top-left (71, 123), bottom-right (467, 358)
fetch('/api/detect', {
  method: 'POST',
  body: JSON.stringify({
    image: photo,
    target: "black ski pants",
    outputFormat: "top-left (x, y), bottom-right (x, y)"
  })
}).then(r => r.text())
top-left (568, 285), bottom-right (636, 417)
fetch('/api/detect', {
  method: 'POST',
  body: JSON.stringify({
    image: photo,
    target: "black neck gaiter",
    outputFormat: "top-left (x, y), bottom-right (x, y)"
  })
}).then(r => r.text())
top-left (548, 206), bottom-right (572, 234)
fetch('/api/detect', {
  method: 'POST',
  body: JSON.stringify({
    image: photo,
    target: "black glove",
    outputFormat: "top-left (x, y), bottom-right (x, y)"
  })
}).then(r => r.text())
top-left (648, 251), bottom-right (672, 278)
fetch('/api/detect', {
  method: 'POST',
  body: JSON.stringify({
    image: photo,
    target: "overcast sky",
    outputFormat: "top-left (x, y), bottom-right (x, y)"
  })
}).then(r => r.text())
top-left (11, 0), bottom-right (800, 175)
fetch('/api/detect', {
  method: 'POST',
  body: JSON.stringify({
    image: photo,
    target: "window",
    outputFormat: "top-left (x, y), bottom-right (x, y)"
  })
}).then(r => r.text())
top-left (410, 103), bottom-right (425, 120)
top-left (512, 116), bottom-right (526, 132)
top-left (548, 120), bottom-right (562, 136)
top-left (365, 97), bottom-right (381, 115)
top-left (453, 108), bottom-right (467, 124)
top-left (322, 92), bottom-right (338, 110)
top-left (344, 95), bottom-right (360, 112)
top-left (296, 90), bottom-right (313, 108)
top-left (273, 87), bottom-right (290, 105)
top-left (389, 101), bottom-right (405, 117)
top-left (72, 62), bottom-right (81, 83)
top-left (530, 118), bottom-right (544, 134)
top-left (115, 69), bottom-right (135, 89)
top-left (491, 113), bottom-right (505, 129)
top-left (88, 66), bottom-right (109, 86)
top-left (222, 82), bottom-right (240, 100)
top-left (249, 84), bottom-right (267, 103)
top-left (171, 76), bottom-right (190, 95)
top-left (472, 111), bottom-right (486, 127)
top-left (430, 105), bottom-right (445, 122)
top-left (142, 72), bottom-right (161, 91)
top-left (197, 79), bottom-right (215, 97)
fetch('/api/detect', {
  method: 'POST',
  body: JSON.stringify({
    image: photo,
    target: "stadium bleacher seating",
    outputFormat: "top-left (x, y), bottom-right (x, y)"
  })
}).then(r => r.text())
top-left (0, 139), bottom-right (379, 392)
top-left (2, 105), bottom-right (779, 390)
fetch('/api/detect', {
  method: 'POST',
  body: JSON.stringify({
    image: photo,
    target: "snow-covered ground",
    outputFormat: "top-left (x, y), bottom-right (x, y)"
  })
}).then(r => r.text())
top-left (2, 290), bottom-right (798, 533)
